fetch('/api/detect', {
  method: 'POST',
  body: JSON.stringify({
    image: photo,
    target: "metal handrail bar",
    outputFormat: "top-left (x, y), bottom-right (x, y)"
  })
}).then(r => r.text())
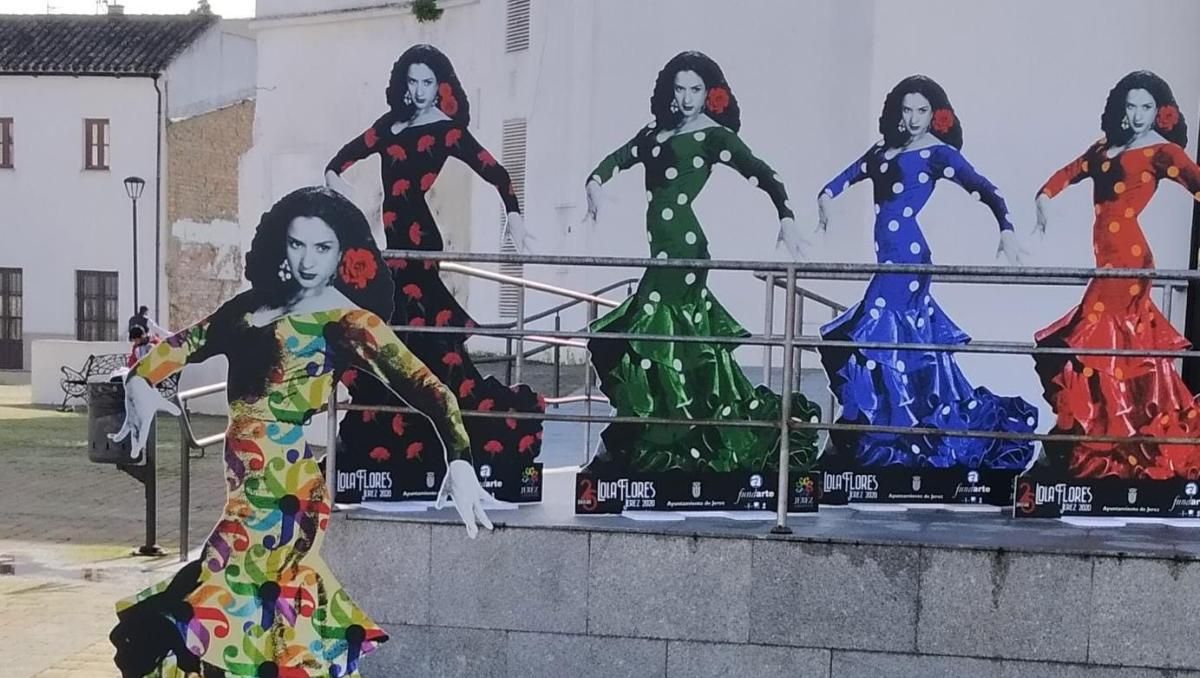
top-left (382, 323), bottom-right (1200, 359)
top-left (439, 261), bottom-right (616, 306)
top-left (755, 269), bottom-right (1192, 290)
top-left (755, 272), bottom-right (849, 313)
top-left (334, 400), bottom-right (1200, 447)
top-left (173, 381), bottom-right (228, 563)
top-left (476, 276), bottom-right (636, 330)
top-left (385, 249), bottom-right (1200, 281)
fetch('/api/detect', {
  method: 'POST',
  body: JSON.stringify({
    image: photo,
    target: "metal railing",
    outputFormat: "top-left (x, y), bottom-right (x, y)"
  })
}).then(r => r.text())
top-left (350, 249), bottom-right (1200, 532)
top-left (161, 250), bottom-right (1200, 538)
top-left (174, 381), bottom-right (227, 562)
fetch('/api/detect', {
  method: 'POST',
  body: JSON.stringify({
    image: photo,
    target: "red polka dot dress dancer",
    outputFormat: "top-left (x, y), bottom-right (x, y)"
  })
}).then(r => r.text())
top-left (1035, 71), bottom-right (1200, 480)
top-left (326, 45), bottom-right (543, 488)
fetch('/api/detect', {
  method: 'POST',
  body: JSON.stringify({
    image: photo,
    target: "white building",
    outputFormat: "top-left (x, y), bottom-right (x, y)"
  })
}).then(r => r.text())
top-left (243, 0), bottom-right (1200, 426)
top-left (0, 8), bottom-right (255, 410)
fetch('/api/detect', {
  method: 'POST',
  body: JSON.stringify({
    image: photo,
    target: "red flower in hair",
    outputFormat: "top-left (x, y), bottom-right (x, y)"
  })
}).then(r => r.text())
top-left (417, 135), bottom-right (435, 153)
top-left (1157, 104), bottom-right (1180, 131)
top-left (438, 83), bottom-right (458, 117)
top-left (339, 248), bottom-right (378, 289)
top-left (364, 127), bottom-right (378, 148)
top-left (932, 109), bottom-right (955, 134)
top-left (369, 446), bottom-right (391, 462)
top-left (435, 309), bottom-right (453, 326)
top-left (386, 144), bottom-right (407, 162)
top-left (391, 415), bottom-right (406, 437)
top-left (382, 211), bottom-right (397, 230)
top-left (706, 87), bottom-right (730, 114)
top-left (445, 128), bottom-right (463, 147)
top-left (484, 440), bottom-right (503, 455)
top-left (477, 150), bottom-right (496, 167)
top-left (478, 398), bottom-right (495, 411)
top-left (518, 435), bottom-right (536, 453)
top-left (420, 172), bottom-right (438, 191)
top-left (443, 351), bottom-right (463, 367)
top-left (392, 179), bottom-right (411, 197)
top-left (402, 283), bottom-right (423, 300)
top-left (409, 222), bottom-right (423, 246)
top-left (458, 379), bottom-right (476, 398)
top-left (408, 317), bottom-right (426, 326)
top-left (406, 442), bottom-right (424, 460)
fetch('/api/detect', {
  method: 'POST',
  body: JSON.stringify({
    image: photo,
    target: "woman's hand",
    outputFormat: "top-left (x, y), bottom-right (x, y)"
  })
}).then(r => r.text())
top-left (505, 212), bottom-right (535, 254)
top-left (1034, 193), bottom-right (1050, 237)
top-left (776, 217), bottom-right (811, 260)
top-left (579, 179), bottom-right (602, 229)
top-left (997, 229), bottom-right (1030, 266)
top-left (435, 459), bottom-right (500, 538)
top-left (817, 193), bottom-right (832, 233)
top-left (108, 375), bottom-right (181, 461)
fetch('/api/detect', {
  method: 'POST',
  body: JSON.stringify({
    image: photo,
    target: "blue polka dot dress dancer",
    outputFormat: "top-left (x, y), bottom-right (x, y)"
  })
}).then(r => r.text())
top-left (816, 75), bottom-right (1037, 470)
top-left (581, 51), bottom-right (820, 474)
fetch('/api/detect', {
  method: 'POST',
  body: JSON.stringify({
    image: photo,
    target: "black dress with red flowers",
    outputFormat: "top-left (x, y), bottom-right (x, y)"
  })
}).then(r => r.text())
top-left (327, 114), bottom-right (545, 502)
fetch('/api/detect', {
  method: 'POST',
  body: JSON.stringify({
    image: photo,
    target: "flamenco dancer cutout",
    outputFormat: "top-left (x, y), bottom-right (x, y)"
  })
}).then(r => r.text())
top-left (1033, 71), bottom-right (1200, 483)
top-left (325, 45), bottom-right (544, 502)
top-left (577, 51), bottom-right (820, 509)
top-left (107, 187), bottom-right (493, 676)
top-left (816, 75), bottom-right (1037, 501)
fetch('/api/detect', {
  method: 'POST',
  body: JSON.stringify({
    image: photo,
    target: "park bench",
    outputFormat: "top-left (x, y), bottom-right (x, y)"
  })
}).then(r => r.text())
top-left (59, 352), bottom-right (180, 411)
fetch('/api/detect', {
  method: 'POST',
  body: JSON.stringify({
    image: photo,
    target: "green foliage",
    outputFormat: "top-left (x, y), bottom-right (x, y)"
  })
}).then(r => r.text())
top-left (412, 0), bottom-right (444, 23)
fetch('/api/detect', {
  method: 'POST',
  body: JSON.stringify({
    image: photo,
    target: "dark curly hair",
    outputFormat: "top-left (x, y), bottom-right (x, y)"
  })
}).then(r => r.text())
top-left (1100, 70), bottom-right (1187, 148)
top-left (879, 75), bottom-right (963, 150)
top-left (648, 51), bottom-right (740, 133)
top-left (243, 186), bottom-right (392, 319)
top-left (197, 187), bottom-right (393, 401)
top-left (384, 44), bottom-right (470, 126)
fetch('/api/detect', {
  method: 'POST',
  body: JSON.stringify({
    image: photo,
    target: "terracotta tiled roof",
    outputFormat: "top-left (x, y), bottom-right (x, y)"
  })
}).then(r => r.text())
top-left (0, 13), bottom-right (215, 76)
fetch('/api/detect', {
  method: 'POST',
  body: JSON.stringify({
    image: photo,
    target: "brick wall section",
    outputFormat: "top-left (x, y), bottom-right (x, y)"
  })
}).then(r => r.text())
top-left (165, 99), bottom-right (254, 327)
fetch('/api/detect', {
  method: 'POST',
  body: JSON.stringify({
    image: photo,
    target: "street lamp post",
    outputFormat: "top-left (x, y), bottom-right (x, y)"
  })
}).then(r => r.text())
top-left (123, 176), bottom-right (146, 314)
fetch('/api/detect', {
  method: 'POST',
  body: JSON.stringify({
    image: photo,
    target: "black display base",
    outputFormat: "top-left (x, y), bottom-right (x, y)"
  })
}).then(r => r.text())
top-left (1014, 468), bottom-right (1200, 519)
top-left (818, 466), bottom-right (1017, 506)
top-left (573, 470), bottom-right (820, 514)
top-left (336, 461), bottom-right (543, 504)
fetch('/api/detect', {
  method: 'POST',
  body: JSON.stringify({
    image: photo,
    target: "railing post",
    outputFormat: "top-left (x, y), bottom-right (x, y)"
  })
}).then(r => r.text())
top-left (505, 338), bottom-right (513, 383)
top-left (792, 293), bottom-right (805, 393)
top-left (179, 410), bottom-right (190, 563)
top-left (772, 265), bottom-right (797, 535)
top-left (553, 314), bottom-right (562, 400)
top-left (762, 272), bottom-right (775, 388)
top-left (135, 420), bottom-right (164, 556)
top-left (584, 300), bottom-right (598, 464)
top-left (325, 387), bottom-right (338, 506)
top-left (515, 285), bottom-right (527, 384)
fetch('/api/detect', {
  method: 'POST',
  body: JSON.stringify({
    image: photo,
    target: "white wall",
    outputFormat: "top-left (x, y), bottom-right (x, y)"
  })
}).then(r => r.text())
top-left (243, 0), bottom-right (1200, 427)
top-left (0, 76), bottom-right (161, 348)
top-left (166, 19), bottom-right (258, 120)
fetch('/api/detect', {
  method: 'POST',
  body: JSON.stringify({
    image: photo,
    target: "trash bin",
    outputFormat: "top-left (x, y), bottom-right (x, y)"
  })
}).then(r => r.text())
top-left (87, 378), bottom-right (136, 465)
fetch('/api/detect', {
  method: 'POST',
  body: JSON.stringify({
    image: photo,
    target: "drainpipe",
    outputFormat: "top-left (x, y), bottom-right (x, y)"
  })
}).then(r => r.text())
top-left (153, 75), bottom-right (164, 323)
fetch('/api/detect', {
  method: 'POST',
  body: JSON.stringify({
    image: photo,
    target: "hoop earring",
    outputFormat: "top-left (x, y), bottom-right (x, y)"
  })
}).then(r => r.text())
top-left (278, 261), bottom-right (292, 281)
top-left (403, 91), bottom-right (413, 106)
top-left (1121, 115), bottom-right (1130, 130)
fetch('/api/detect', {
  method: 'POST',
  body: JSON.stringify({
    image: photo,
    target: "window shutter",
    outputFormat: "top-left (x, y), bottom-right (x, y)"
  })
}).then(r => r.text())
top-left (498, 118), bottom-right (527, 320)
top-left (505, 0), bottom-right (531, 53)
